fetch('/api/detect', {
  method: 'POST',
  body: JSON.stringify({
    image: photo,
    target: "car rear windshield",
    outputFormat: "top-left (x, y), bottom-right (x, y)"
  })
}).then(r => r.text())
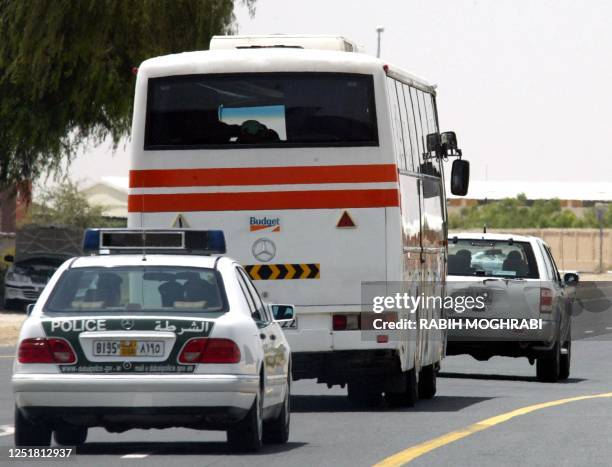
top-left (45, 266), bottom-right (227, 313)
top-left (448, 239), bottom-right (539, 279)
top-left (145, 72), bottom-right (378, 149)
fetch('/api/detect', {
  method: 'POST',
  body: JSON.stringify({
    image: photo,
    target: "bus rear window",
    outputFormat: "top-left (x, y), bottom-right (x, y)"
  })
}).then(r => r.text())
top-left (145, 73), bottom-right (378, 149)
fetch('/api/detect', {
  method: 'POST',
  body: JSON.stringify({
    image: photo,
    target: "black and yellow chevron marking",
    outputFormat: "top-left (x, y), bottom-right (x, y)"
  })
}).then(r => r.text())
top-left (244, 263), bottom-right (320, 280)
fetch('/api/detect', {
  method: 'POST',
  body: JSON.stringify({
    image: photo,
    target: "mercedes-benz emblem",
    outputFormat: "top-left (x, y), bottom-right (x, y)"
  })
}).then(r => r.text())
top-left (252, 238), bottom-right (276, 263)
top-left (121, 319), bottom-right (134, 330)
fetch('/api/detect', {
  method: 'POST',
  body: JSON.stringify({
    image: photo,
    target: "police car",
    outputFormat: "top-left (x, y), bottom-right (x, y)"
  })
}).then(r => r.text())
top-left (12, 229), bottom-right (294, 451)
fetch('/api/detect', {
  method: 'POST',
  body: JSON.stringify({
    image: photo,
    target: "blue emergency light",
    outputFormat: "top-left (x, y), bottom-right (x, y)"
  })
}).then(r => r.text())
top-left (83, 229), bottom-right (226, 255)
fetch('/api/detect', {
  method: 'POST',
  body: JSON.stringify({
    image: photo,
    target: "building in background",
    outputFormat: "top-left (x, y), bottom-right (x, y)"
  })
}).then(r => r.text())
top-left (81, 176), bottom-right (128, 220)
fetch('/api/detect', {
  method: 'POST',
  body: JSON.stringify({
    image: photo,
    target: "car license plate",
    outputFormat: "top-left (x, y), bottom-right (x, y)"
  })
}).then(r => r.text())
top-left (93, 340), bottom-right (164, 357)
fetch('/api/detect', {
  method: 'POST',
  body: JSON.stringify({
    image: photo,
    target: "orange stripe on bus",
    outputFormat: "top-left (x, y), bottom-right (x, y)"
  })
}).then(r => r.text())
top-left (128, 189), bottom-right (400, 212)
top-left (129, 164), bottom-right (398, 188)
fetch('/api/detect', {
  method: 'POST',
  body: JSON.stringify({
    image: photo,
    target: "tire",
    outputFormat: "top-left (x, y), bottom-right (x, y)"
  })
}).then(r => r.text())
top-left (418, 364), bottom-right (437, 399)
top-left (227, 388), bottom-right (263, 452)
top-left (14, 406), bottom-right (51, 447)
top-left (347, 382), bottom-right (382, 408)
top-left (263, 377), bottom-right (290, 444)
top-left (536, 340), bottom-right (561, 382)
top-left (385, 368), bottom-right (418, 407)
top-left (559, 340), bottom-right (571, 380)
top-left (54, 426), bottom-right (88, 446)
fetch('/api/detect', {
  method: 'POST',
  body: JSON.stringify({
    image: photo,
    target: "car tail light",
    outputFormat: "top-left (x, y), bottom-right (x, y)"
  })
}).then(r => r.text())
top-left (18, 338), bottom-right (76, 364)
top-left (540, 287), bottom-right (553, 313)
top-left (201, 339), bottom-right (241, 364)
top-left (179, 338), bottom-right (207, 363)
top-left (178, 338), bottom-right (241, 364)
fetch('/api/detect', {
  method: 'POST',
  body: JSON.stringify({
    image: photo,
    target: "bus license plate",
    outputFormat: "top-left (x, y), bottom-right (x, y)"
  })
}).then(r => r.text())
top-left (93, 340), bottom-right (164, 357)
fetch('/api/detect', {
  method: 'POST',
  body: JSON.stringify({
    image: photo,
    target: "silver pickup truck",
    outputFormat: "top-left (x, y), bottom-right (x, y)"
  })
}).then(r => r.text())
top-left (445, 233), bottom-right (578, 382)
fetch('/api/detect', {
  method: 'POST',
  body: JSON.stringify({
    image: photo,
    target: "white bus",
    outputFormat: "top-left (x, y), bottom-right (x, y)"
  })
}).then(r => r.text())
top-left (128, 35), bottom-right (470, 406)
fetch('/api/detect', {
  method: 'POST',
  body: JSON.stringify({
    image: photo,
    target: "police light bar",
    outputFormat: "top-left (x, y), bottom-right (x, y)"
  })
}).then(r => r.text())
top-left (83, 229), bottom-right (226, 255)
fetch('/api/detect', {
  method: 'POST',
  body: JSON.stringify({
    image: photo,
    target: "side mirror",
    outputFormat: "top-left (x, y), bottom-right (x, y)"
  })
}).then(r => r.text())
top-left (451, 159), bottom-right (470, 196)
top-left (563, 272), bottom-right (579, 286)
top-left (441, 131), bottom-right (458, 150)
top-left (26, 303), bottom-right (35, 316)
top-left (426, 133), bottom-right (441, 152)
top-left (270, 304), bottom-right (295, 322)
top-left (4, 255), bottom-right (14, 263)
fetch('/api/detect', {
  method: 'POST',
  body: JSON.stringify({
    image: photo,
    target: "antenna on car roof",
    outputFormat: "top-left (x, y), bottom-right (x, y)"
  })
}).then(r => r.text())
top-left (483, 224), bottom-right (487, 234)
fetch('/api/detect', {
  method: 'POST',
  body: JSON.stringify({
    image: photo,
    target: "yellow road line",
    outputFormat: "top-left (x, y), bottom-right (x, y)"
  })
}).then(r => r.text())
top-left (0, 355), bottom-right (14, 358)
top-left (374, 392), bottom-right (612, 467)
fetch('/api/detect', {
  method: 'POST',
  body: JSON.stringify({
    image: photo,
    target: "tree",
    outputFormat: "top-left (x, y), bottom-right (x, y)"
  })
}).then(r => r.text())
top-left (0, 0), bottom-right (255, 185)
top-left (448, 194), bottom-right (610, 229)
top-left (22, 180), bottom-right (123, 229)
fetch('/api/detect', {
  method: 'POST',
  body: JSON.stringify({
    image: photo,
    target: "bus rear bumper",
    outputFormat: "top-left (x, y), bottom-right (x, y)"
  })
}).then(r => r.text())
top-left (292, 349), bottom-right (401, 386)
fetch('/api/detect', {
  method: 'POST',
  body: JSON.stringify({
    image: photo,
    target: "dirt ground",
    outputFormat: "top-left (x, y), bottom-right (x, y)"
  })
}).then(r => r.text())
top-left (0, 311), bottom-right (25, 346)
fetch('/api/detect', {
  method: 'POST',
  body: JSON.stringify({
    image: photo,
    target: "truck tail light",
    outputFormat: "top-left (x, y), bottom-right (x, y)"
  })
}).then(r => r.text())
top-left (332, 314), bottom-right (361, 331)
top-left (178, 338), bottom-right (241, 364)
top-left (18, 338), bottom-right (76, 364)
top-left (540, 287), bottom-right (553, 313)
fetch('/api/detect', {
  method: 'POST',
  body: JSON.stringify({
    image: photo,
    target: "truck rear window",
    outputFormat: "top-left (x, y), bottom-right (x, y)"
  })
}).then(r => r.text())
top-left (45, 266), bottom-right (227, 313)
top-left (448, 240), bottom-right (539, 279)
top-left (145, 72), bottom-right (378, 149)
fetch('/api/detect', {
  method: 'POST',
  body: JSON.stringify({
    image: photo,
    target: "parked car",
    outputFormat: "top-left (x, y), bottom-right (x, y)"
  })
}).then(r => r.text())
top-left (445, 232), bottom-right (578, 382)
top-left (3, 225), bottom-right (82, 310)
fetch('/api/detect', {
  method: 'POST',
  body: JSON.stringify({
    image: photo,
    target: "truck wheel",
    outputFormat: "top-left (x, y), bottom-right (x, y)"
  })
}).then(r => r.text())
top-left (418, 364), bottom-right (437, 399)
top-left (347, 382), bottom-right (382, 408)
top-left (536, 340), bottom-right (561, 382)
top-left (14, 406), bottom-right (51, 447)
top-left (386, 368), bottom-right (418, 407)
top-left (227, 389), bottom-right (263, 452)
top-left (54, 426), bottom-right (88, 446)
top-left (559, 340), bottom-right (571, 380)
top-left (263, 376), bottom-right (290, 444)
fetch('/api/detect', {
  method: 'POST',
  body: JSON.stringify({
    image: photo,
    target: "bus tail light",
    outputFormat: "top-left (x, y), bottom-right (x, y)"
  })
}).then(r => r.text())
top-left (178, 338), bottom-right (241, 364)
top-left (18, 338), bottom-right (76, 364)
top-left (540, 287), bottom-right (553, 313)
top-left (332, 314), bottom-right (361, 331)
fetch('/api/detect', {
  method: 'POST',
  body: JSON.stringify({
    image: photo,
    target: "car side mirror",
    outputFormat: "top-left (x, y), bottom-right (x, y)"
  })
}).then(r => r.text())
top-left (26, 303), bottom-right (35, 316)
top-left (451, 159), bottom-right (470, 196)
top-left (270, 304), bottom-right (295, 322)
top-left (563, 272), bottom-right (579, 286)
top-left (4, 255), bottom-right (14, 263)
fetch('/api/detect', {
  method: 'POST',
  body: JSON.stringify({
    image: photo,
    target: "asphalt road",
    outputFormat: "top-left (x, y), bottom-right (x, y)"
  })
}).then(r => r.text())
top-left (0, 334), bottom-right (612, 466)
top-left (1, 281), bottom-right (611, 466)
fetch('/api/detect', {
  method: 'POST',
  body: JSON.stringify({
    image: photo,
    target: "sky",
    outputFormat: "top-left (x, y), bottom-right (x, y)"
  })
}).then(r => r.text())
top-left (68, 0), bottom-right (612, 186)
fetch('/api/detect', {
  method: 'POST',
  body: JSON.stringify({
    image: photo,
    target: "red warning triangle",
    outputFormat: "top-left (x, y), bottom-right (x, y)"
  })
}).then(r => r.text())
top-left (337, 211), bottom-right (356, 228)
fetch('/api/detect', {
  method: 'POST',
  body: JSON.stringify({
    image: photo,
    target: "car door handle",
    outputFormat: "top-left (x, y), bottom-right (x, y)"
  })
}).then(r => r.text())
top-left (259, 333), bottom-right (266, 340)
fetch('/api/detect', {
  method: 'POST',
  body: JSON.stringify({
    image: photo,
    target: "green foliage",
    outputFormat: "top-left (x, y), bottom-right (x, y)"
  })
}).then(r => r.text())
top-left (0, 0), bottom-right (255, 185)
top-left (22, 180), bottom-right (124, 229)
top-left (449, 194), bottom-right (612, 229)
